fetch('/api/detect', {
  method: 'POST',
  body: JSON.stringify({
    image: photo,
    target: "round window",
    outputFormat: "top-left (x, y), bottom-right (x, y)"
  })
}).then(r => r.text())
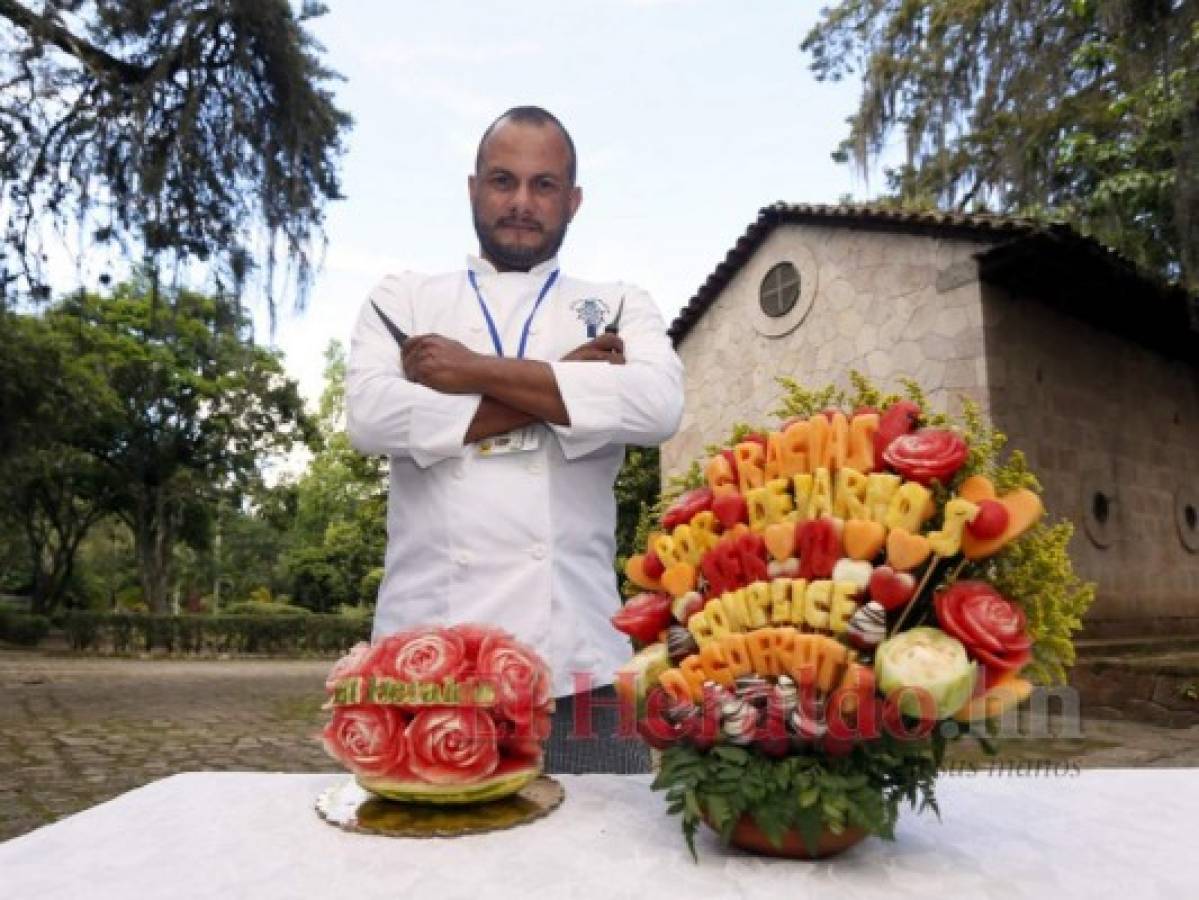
top-left (759, 262), bottom-right (801, 318)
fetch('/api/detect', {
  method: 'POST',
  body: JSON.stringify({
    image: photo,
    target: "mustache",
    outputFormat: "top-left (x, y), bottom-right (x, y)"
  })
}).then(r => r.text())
top-left (496, 217), bottom-right (543, 232)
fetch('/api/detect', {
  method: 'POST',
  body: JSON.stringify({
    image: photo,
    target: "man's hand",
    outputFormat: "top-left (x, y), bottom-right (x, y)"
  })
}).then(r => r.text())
top-left (560, 332), bottom-right (626, 364)
top-left (402, 334), bottom-right (484, 393)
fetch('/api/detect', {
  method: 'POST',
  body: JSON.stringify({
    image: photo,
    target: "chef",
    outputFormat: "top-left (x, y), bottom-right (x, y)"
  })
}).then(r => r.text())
top-left (346, 106), bottom-right (684, 772)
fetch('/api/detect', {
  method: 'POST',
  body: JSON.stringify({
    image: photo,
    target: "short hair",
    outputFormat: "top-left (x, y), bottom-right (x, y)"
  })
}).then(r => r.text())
top-left (475, 106), bottom-right (577, 185)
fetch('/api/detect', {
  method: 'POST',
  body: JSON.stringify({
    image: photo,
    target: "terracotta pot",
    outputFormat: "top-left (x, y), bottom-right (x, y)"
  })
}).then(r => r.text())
top-left (712, 815), bottom-right (869, 859)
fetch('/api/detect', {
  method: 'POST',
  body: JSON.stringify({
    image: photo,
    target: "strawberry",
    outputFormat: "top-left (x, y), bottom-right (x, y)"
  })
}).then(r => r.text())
top-left (967, 499), bottom-right (1009, 540)
top-left (642, 550), bottom-right (666, 580)
top-left (868, 565), bottom-right (917, 611)
top-left (711, 492), bottom-right (748, 529)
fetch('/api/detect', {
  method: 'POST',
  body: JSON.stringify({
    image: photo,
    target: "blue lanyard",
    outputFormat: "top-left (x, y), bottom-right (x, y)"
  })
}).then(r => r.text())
top-left (467, 268), bottom-right (559, 359)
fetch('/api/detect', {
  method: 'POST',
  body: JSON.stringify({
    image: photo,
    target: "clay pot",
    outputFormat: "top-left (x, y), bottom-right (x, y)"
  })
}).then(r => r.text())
top-left (714, 815), bottom-right (869, 859)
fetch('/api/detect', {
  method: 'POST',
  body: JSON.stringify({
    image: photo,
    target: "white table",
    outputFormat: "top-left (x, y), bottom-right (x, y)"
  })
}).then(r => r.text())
top-left (1, 769), bottom-right (1196, 899)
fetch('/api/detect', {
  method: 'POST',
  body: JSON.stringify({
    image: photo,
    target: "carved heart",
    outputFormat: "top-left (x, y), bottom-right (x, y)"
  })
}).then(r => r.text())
top-left (958, 475), bottom-right (997, 504)
top-left (958, 476), bottom-right (1045, 559)
top-left (624, 554), bottom-right (662, 591)
top-left (764, 522), bottom-right (797, 561)
top-left (843, 519), bottom-right (886, 561)
top-left (660, 562), bottom-right (698, 598)
top-left (886, 528), bottom-right (932, 571)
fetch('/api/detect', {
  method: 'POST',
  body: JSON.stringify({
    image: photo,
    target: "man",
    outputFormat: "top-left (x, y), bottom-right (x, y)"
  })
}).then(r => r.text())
top-left (346, 106), bottom-right (684, 772)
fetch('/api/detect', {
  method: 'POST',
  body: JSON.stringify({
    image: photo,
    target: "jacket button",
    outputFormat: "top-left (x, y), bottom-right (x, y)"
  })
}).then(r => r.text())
top-left (453, 552), bottom-right (472, 567)
top-left (529, 544), bottom-right (547, 560)
top-left (452, 462), bottom-right (466, 480)
top-left (527, 459), bottom-right (543, 474)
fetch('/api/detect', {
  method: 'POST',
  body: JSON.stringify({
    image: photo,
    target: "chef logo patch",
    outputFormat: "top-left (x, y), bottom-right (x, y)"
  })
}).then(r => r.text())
top-left (571, 297), bottom-right (611, 337)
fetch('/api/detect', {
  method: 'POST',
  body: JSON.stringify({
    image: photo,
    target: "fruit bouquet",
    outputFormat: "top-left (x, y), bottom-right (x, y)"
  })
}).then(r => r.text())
top-left (613, 374), bottom-right (1094, 858)
top-left (322, 623), bottom-right (553, 804)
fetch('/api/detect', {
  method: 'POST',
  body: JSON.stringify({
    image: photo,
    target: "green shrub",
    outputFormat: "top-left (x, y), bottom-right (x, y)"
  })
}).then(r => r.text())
top-left (0, 610), bottom-right (51, 646)
top-left (63, 611), bottom-right (102, 650)
top-left (223, 600), bottom-right (312, 616)
top-left (60, 611), bottom-right (369, 656)
top-left (115, 585), bottom-right (147, 613)
top-left (334, 603), bottom-right (373, 620)
top-left (359, 567), bottom-right (384, 605)
top-left (245, 586), bottom-right (274, 605)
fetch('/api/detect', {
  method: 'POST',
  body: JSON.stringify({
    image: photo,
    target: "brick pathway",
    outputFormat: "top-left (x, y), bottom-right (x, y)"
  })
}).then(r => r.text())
top-left (2, 649), bottom-right (1198, 843)
top-left (0, 651), bottom-right (340, 842)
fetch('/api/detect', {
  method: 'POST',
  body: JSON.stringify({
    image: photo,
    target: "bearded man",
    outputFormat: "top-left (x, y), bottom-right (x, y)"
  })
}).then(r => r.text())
top-left (346, 106), bottom-right (684, 773)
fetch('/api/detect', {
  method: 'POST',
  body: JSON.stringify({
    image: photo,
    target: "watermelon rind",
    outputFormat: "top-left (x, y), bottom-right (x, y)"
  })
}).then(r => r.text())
top-left (357, 763), bottom-right (541, 804)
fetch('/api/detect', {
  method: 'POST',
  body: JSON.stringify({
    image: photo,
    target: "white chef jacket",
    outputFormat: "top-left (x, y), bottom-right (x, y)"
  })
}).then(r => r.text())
top-left (346, 255), bottom-right (684, 697)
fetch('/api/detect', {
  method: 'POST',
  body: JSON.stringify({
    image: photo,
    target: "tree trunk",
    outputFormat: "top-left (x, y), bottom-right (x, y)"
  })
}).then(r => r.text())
top-left (28, 542), bottom-right (50, 616)
top-left (134, 487), bottom-right (176, 614)
top-left (24, 513), bottom-right (52, 616)
top-left (17, 462), bottom-right (108, 616)
top-left (41, 529), bottom-right (88, 614)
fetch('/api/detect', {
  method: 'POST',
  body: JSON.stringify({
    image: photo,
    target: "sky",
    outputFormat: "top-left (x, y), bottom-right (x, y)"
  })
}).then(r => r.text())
top-left (262, 0), bottom-right (880, 403)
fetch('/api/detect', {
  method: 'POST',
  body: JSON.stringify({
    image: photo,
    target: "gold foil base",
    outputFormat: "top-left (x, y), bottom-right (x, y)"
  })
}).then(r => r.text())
top-left (315, 775), bottom-right (565, 838)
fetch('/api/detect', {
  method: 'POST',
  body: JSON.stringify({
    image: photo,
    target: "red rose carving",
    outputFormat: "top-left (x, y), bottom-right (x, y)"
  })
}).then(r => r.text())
top-left (498, 706), bottom-right (553, 761)
top-left (935, 581), bottom-right (1032, 678)
top-left (450, 622), bottom-right (499, 664)
top-left (406, 708), bottom-right (499, 784)
top-left (882, 428), bottom-right (968, 485)
top-left (874, 400), bottom-right (921, 459)
top-left (321, 705), bottom-right (409, 777)
top-left (476, 632), bottom-right (552, 724)
top-left (325, 641), bottom-right (373, 693)
top-left (371, 628), bottom-right (469, 684)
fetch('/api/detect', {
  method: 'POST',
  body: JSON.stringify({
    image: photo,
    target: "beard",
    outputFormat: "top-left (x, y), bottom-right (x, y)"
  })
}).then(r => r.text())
top-left (472, 207), bottom-right (571, 272)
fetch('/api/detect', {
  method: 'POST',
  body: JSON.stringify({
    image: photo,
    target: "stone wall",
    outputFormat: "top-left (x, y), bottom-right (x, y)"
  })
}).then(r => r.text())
top-left (982, 283), bottom-right (1199, 633)
top-left (664, 223), bottom-right (993, 477)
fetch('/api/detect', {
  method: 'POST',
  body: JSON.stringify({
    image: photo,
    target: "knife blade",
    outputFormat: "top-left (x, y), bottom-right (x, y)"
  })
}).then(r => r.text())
top-left (603, 294), bottom-right (626, 334)
top-left (371, 300), bottom-right (409, 347)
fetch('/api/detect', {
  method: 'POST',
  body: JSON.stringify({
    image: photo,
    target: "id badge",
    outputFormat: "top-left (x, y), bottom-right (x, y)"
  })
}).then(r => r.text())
top-left (476, 424), bottom-right (541, 457)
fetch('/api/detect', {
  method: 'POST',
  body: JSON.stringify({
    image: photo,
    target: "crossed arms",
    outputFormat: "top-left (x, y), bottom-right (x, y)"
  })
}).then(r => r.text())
top-left (399, 331), bottom-right (626, 444)
top-left (346, 273), bottom-right (684, 466)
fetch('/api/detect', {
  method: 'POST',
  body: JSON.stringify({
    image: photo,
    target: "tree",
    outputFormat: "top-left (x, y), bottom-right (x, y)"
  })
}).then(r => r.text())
top-left (73, 516), bottom-right (136, 611)
top-left (803, 0), bottom-right (1199, 291)
top-left (2, 448), bottom-right (121, 613)
top-left (282, 341), bottom-right (386, 611)
top-left (210, 502), bottom-right (293, 604)
top-left (614, 445), bottom-right (660, 566)
top-left (0, 310), bottom-right (124, 613)
top-left (0, 0), bottom-right (351, 313)
top-left (47, 282), bottom-right (312, 612)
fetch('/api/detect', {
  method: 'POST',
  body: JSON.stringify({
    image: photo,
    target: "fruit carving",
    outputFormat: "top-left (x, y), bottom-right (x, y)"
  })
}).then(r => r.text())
top-left (611, 377), bottom-right (1094, 857)
top-left (322, 624), bottom-right (552, 804)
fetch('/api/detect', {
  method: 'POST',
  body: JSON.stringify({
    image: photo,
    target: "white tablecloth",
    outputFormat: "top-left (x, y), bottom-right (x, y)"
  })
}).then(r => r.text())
top-left (1, 769), bottom-right (1196, 899)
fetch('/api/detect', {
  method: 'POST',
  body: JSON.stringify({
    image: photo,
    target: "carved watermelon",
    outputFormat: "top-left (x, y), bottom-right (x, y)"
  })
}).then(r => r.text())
top-left (322, 624), bottom-right (553, 805)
